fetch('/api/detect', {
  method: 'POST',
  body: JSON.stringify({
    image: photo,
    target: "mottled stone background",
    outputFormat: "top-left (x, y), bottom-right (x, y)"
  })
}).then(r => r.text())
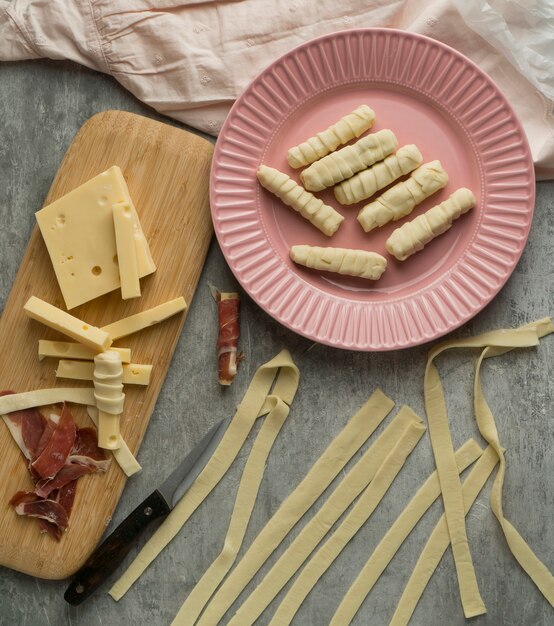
top-left (0, 53), bottom-right (552, 626)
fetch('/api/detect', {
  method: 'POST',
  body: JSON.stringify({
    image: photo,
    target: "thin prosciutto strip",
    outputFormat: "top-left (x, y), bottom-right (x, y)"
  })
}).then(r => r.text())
top-left (31, 402), bottom-right (76, 479)
top-left (10, 491), bottom-right (69, 531)
top-left (213, 288), bottom-right (241, 386)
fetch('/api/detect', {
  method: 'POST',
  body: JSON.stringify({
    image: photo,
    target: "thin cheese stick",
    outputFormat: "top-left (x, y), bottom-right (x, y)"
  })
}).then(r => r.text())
top-left (87, 407), bottom-right (141, 477)
top-left (287, 104), bottom-right (375, 168)
top-left (334, 144), bottom-right (423, 205)
top-left (229, 406), bottom-right (426, 626)
top-left (386, 188), bottom-right (475, 260)
top-left (171, 396), bottom-right (290, 626)
top-left (424, 325), bottom-right (545, 618)
top-left (328, 439), bottom-right (483, 626)
top-left (194, 390), bottom-right (396, 626)
top-left (102, 297), bottom-right (186, 340)
top-left (357, 160), bottom-right (449, 232)
top-left (257, 165), bottom-right (344, 236)
top-left (109, 350), bottom-right (300, 601)
top-left (290, 245), bottom-right (387, 280)
top-left (300, 129), bottom-right (398, 192)
top-left (389, 446), bottom-right (500, 626)
top-left (228, 407), bottom-right (421, 626)
top-left (38, 340), bottom-right (131, 363)
top-left (56, 360), bottom-right (152, 386)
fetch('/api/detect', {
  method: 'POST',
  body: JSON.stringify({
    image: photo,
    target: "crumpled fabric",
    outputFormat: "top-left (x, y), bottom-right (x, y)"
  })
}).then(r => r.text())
top-left (1, 0), bottom-right (553, 178)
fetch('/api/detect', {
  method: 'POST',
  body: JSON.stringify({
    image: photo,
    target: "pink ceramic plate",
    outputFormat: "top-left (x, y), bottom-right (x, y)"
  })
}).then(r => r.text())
top-left (211, 29), bottom-right (534, 350)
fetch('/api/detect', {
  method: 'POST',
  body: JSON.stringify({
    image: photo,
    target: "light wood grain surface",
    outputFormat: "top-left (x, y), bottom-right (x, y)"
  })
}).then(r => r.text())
top-left (0, 110), bottom-right (213, 579)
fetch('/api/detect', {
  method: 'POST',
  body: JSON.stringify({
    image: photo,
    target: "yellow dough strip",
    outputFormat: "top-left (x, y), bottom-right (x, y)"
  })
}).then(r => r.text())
top-left (329, 439), bottom-right (483, 626)
top-left (267, 418), bottom-right (426, 626)
top-left (389, 446), bottom-right (500, 626)
top-left (472, 319), bottom-right (554, 606)
top-left (109, 350), bottom-right (300, 600)
top-left (424, 326), bottom-right (543, 618)
top-left (171, 396), bottom-right (291, 626)
top-left (228, 406), bottom-right (423, 626)
top-left (194, 389), bottom-right (396, 626)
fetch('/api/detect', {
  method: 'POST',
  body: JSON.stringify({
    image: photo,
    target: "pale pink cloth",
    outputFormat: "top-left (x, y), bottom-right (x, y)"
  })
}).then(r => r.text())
top-left (1, 0), bottom-right (553, 178)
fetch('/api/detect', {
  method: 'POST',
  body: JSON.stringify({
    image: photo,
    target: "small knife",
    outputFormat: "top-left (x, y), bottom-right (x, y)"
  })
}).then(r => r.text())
top-left (64, 414), bottom-right (232, 605)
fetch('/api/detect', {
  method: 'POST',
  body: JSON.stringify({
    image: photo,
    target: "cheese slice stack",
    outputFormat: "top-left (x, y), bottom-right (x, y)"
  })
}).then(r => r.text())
top-left (36, 166), bottom-right (156, 309)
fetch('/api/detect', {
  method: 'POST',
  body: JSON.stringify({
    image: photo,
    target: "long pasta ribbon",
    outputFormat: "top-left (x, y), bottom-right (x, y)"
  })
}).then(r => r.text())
top-left (109, 349), bottom-right (300, 600)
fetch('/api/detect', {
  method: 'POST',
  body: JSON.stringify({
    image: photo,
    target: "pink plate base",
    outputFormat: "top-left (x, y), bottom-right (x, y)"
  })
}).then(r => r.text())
top-left (211, 28), bottom-right (535, 350)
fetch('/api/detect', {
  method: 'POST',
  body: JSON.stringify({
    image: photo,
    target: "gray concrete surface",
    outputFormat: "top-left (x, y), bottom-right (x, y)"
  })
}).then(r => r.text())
top-left (0, 56), bottom-right (553, 626)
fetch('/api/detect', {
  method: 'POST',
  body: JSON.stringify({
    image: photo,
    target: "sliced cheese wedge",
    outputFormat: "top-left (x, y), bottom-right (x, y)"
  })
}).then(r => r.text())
top-left (38, 340), bottom-right (131, 363)
top-left (24, 296), bottom-right (111, 352)
top-left (56, 360), bottom-right (152, 386)
top-left (35, 166), bottom-right (155, 309)
top-left (102, 297), bottom-right (187, 340)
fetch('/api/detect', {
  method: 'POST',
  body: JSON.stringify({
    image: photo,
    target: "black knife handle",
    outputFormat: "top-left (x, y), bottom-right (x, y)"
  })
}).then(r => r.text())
top-left (64, 489), bottom-right (171, 605)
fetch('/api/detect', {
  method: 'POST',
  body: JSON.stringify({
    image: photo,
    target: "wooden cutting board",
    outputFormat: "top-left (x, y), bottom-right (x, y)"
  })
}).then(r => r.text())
top-left (0, 110), bottom-right (213, 579)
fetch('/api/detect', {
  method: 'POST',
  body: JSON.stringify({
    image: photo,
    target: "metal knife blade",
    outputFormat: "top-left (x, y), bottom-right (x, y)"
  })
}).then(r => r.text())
top-left (158, 414), bottom-right (232, 508)
top-left (64, 413), bottom-right (232, 605)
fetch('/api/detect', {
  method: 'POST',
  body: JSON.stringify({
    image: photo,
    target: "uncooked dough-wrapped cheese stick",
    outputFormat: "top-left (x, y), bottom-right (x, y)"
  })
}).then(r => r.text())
top-left (290, 245), bottom-right (387, 280)
top-left (357, 160), bottom-right (449, 232)
top-left (287, 105), bottom-right (375, 168)
top-left (334, 144), bottom-right (423, 205)
top-left (300, 129), bottom-right (398, 192)
top-left (386, 188), bottom-right (476, 261)
top-left (257, 165), bottom-right (344, 236)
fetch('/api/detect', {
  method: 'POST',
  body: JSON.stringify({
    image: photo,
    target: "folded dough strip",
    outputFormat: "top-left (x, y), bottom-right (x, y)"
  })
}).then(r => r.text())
top-left (290, 245), bottom-right (387, 281)
top-left (334, 144), bottom-right (423, 205)
top-left (171, 396), bottom-right (290, 626)
top-left (329, 439), bottom-right (483, 626)
top-left (228, 405), bottom-right (423, 626)
top-left (109, 349), bottom-right (300, 600)
top-left (472, 319), bottom-right (554, 606)
top-left (287, 104), bottom-right (375, 168)
top-left (268, 418), bottom-right (426, 626)
top-left (385, 188), bottom-right (475, 261)
top-left (423, 326), bottom-right (544, 618)
top-left (357, 160), bottom-right (448, 233)
top-left (300, 129), bottom-right (398, 192)
top-left (195, 389), bottom-right (395, 626)
top-left (389, 445), bottom-right (500, 626)
top-left (257, 165), bottom-right (344, 236)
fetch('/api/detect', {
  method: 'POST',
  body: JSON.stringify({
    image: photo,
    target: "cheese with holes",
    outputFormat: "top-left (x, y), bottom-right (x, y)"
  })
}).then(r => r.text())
top-left (38, 340), bottom-right (131, 363)
top-left (56, 360), bottom-right (152, 385)
top-left (102, 297), bottom-right (187, 340)
top-left (24, 296), bottom-right (112, 352)
top-left (113, 202), bottom-right (141, 300)
top-left (93, 351), bottom-right (125, 449)
top-left (35, 166), bottom-right (155, 309)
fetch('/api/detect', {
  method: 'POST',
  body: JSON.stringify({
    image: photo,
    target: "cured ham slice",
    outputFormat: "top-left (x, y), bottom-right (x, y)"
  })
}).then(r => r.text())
top-left (39, 480), bottom-right (78, 540)
top-left (2, 394), bottom-right (110, 539)
top-left (0, 391), bottom-right (46, 461)
top-left (10, 491), bottom-right (69, 531)
top-left (31, 403), bottom-right (76, 479)
top-left (35, 430), bottom-right (108, 497)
